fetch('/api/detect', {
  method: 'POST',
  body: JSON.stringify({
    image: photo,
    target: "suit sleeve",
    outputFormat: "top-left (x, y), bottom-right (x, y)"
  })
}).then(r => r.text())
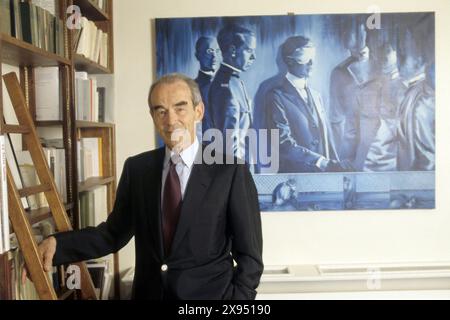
top-left (52, 159), bottom-right (134, 265)
top-left (211, 86), bottom-right (241, 157)
top-left (228, 164), bottom-right (263, 300)
top-left (412, 95), bottom-right (435, 170)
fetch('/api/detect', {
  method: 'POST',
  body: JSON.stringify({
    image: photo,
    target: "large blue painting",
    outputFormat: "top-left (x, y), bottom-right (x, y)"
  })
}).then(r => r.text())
top-left (155, 12), bottom-right (435, 212)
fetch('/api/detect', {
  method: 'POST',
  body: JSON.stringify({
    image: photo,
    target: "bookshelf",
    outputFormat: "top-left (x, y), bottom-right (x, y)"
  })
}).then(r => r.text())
top-left (0, 0), bottom-right (117, 300)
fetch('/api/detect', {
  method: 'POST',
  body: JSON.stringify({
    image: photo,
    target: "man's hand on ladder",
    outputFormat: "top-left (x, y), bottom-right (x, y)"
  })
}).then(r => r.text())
top-left (21, 236), bottom-right (57, 284)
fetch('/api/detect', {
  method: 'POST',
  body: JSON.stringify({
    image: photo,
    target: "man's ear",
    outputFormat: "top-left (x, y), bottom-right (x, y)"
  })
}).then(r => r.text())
top-left (195, 101), bottom-right (205, 121)
top-left (284, 58), bottom-right (293, 69)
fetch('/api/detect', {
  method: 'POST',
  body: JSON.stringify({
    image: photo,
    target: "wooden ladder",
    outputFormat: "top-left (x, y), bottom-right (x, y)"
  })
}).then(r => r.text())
top-left (2, 72), bottom-right (97, 300)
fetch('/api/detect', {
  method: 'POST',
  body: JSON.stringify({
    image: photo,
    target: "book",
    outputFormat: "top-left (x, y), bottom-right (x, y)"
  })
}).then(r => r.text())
top-left (34, 67), bottom-right (62, 121)
top-left (0, 0), bottom-right (12, 36)
top-left (8, 220), bottom-right (57, 299)
top-left (16, 150), bottom-right (51, 209)
top-left (0, 135), bottom-right (6, 254)
top-left (31, 0), bottom-right (55, 16)
top-left (75, 17), bottom-right (109, 66)
top-left (10, 0), bottom-right (23, 40)
top-left (79, 185), bottom-right (107, 229)
top-left (80, 137), bottom-right (103, 180)
top-left (97, 87), bottom-right (106, 122)
top-left (19, 1), bottom-right (34, 45)
top-left (5, 135), bottom-right (30, 210)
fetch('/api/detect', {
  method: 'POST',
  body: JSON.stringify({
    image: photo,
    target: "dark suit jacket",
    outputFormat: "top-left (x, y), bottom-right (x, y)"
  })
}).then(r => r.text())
top-left (53, 146), bottom-right (263, 300)
top-left (266, 78), bottom-right (338, 173)
top-left (195, 71), bottom-right (214, 133)
top-left (208, 64), bottom-right (252, 158)
top-left (329, 57), bottom-right (360, 161)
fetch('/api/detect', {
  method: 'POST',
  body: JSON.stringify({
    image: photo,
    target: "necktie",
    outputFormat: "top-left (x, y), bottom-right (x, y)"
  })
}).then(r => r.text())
top-left (162, 158), bottom-right (182, 256)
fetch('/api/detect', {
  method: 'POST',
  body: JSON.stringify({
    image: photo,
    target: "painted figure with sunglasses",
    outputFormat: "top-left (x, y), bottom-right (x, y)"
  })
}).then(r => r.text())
top-left (265, 36), bottom-right (347, 173)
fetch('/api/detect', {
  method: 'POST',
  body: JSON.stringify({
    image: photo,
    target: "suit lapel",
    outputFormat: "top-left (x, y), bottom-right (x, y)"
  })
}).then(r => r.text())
top-left (308, 88), bottom-right (340, 160)
top-left (169, 146), bottom-right (214, 256)
top-left (308, 89), bottom-right (324, 124)
top-left (144, 147), bottom-right (165, 259)
top-left (282, 79), bottom-right (318, 126)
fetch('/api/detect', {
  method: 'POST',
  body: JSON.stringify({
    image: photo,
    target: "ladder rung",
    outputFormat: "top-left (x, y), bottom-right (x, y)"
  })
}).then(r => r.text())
top-left (18, 184), bottom-right (51, 198)
top-left (3, 124), bottom-right (30, 134)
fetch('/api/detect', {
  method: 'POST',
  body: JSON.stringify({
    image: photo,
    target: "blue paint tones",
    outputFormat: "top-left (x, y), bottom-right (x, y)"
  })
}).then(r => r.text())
top-left (155, 12), bottom-right (435, 212)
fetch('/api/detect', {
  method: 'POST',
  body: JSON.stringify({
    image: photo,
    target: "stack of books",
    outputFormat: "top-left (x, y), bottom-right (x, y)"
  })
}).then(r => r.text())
top-left (1, 0), bottom-right (65, 57)
top-left (73, 17), bottom-right (109, 68)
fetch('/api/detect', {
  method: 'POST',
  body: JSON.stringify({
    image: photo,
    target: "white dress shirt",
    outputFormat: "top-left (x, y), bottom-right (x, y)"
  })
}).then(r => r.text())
top-left (161, 138), bottom-right (200, 204)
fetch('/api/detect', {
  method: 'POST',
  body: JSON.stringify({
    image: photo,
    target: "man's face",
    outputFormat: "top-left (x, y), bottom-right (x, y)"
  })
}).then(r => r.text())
top-left (196, 38), bottom-right (221, 72)
top-left (233, 35), bottom-right (257, 71)
top-left (286, 45), bottom-right (316, 78)
top-left (398, 53), bottom-right (423, 80)
top-left (150, 81), bottom-right (204, 151)
top-left (349, 45), bottom-right (370, 62)
top-left (379, 47), bottom-right (398, 75)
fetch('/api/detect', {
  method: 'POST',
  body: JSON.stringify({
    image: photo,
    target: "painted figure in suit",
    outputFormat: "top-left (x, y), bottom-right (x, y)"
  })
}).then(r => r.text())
top-left (329, 23), bottom-right (371, 164)
top-left (363, 44), bottom-right (407, 171)
top-left (265, 36), bottom-right (348, 173)
top-left (396, 28), bottom-right (435, 171)
top-left (29, 74), bottom-right (263, 300)
top-left (194, 36), bottom-right (221, 135)
top-left (208, 25), bottom-right (256, 161)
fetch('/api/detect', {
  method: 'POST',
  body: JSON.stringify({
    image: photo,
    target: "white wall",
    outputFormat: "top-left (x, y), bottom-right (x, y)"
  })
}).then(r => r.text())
top-left (113, 0), bottom-right (450, 277)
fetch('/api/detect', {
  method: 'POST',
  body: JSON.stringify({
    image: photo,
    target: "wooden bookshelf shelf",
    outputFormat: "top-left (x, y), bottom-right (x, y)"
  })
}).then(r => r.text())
top-left (74, 54), bottom-right (111, 74)
top-left (0, 33), bottom-right (70, 68)
top-left (1, 0), bottom-right (117, 300)
top-left (73, 0), bottom-right (110, 21)
top-left (35, 121), bottom-right (114, 128)
top-left (78, 176), bottom-right (115, 192)
top-left (35, 121), bottom-right (64, 127)
top-left (76, 121), bottom-right (114, 128)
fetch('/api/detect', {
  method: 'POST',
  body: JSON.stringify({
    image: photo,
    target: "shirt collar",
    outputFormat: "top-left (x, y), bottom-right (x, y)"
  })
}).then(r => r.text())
top-left (221, 62), bottom-right (242, 73)
top-left (286, 72), bottom-right (307, 90)
top-left (200, 69), bottom-right (215, 77)
top-left (403, 72), bottom-right (426, 88)
top-left (164, 138), bottom-right (199, 169)
top-left (389, 69), bottom-right (400, 80)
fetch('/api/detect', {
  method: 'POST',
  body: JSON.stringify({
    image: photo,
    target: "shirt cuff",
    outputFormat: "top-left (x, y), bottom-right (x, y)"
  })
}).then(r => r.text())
top-left (316, 156), bottom-right (327, 170)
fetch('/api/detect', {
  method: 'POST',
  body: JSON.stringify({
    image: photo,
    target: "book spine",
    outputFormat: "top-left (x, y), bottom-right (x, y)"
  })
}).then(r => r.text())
top-left (19, 2), bottom-right (32, 44)
top-left (0, 136), bottom-right (10, 253)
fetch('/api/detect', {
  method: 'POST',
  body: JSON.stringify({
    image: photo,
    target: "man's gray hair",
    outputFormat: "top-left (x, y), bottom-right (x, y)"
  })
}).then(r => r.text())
top-left (148, 73), bottom-right (202, 108)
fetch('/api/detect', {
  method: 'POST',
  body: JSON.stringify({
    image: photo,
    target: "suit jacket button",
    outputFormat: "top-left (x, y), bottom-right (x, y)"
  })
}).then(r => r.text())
top-left (161, 264), bottom-right (168, 272)
top-left (312, 140), bottom-right (319, 146)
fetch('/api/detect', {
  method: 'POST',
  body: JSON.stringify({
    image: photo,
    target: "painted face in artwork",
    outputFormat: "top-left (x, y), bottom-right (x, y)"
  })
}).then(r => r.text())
top-left (286, 44), bottom-right (316, 78)
top-left (196, 37), bottom-right (221, 72)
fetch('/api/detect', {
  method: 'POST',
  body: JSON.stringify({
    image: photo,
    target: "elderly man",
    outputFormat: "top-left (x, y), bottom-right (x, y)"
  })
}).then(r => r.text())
top-left (265, 36), bottom-right (347, 173)
top-left (27, 73), bottom-right (263, 300)
top-left (208, 24), bottom-right (256, 161)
